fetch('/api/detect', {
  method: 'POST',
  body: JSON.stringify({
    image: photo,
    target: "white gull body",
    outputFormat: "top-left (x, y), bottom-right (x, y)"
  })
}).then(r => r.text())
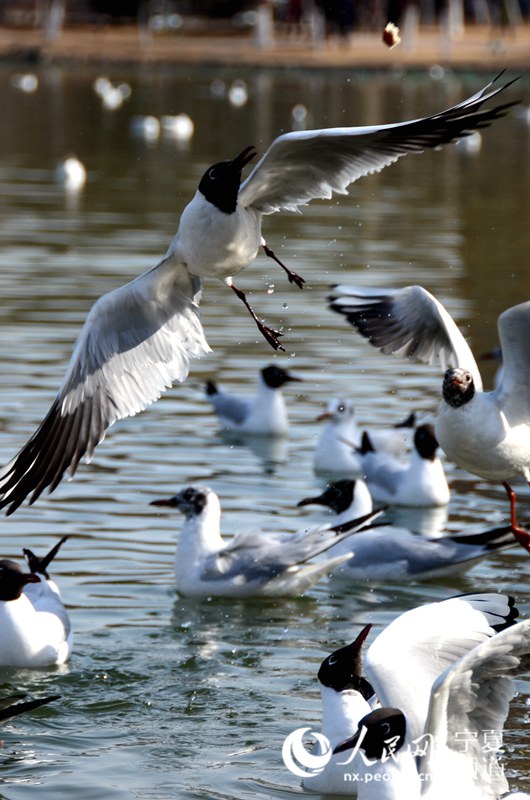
top-left (0, 555), bottom-right (72, 668)
top-left (359, 423), bottom-right (450, 507)
top-left (204, 364), bottom-right (301, 436)
top-left (297, 480), bottom-right (516, 581)
top-left (0, 76), bottom-right (516, 515)
top-left (150, 485), bottom-right (381, 598)
top-left (313, 398), bottom-right (415, 478)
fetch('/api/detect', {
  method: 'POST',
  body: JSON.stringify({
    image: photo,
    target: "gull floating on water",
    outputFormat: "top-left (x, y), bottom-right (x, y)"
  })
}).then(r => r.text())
top-left (313, 398), bottom-right (415, 477)
top-left (297, 479), bottom-right (515, 580)
top-left (358, 423), bottom-right (450, 508)
top-left (55, 155), bottom-right (87, 192)
top-left (329, 284), bottom-right (530, 547)
top-left (0, 537), bottom-right (72, 667)
top-left (204, 364), bottom-right (302, 436)
top-left (0, 75), bottom-right (517, 515)
top-left (150, 485), bottom-right (382, 598)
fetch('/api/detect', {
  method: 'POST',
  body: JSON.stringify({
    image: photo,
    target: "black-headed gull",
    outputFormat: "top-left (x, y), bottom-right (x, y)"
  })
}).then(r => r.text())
top-left (297, 480), bottom-right (516, 581)
top-left (329, 285), bottom-right (530, 542)
top-left (0, 543), bottom-right (72, 667)
top-left (359, 423), bottom-right (450, 507)
top-left (298, 479), bottom-right (374, 525)
top-left (301, 624), bottom-right (376, 794)
top-left (150, 485), bottom-right (382, 598)
top-left (299, 593), bottom-right (518, 796)
top-left (0, 76), bottom-right (517, 516)
top-left (333, 614), bottom-right (530, 799)
top-left (204, 364), bottom-right (301, 436)
top-left (0, 693), bottom-right (60, 722)
top-left (313, 399), bottom-right (415, 477)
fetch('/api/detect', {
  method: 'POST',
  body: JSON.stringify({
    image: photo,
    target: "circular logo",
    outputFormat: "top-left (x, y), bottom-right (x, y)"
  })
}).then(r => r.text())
top-left (282, 726), bottom-right (332, 778)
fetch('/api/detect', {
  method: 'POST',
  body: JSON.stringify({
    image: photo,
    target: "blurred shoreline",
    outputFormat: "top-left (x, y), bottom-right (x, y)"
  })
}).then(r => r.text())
top-left (0, 23), bottom-right (529, 72)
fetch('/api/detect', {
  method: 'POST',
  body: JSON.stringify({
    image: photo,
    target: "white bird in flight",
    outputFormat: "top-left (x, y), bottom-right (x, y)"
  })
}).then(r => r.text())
top-left (329, 284), bottom-right (530, 550)
top-left (0, 75), bottom-right (517, 515)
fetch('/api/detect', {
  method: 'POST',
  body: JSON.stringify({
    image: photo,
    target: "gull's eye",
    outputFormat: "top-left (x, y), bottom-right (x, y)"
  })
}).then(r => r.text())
top-left (208, 167), bottom-right (219, 180)
top-left (328, 655), bottom-right (337, 666)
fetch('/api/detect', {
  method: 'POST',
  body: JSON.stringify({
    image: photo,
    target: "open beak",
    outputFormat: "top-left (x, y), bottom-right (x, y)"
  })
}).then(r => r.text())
top-left (232, 145), bottom-right (257, 170)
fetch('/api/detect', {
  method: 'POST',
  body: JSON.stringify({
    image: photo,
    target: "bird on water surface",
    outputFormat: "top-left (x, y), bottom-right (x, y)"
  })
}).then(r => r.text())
top-left (0, 75), bottom-right (518, 515)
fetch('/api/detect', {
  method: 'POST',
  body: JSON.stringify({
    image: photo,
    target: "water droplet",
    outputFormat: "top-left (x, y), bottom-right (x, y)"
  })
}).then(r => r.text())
top-left (282, 303), bottom-right (288, 309)
top-left (267, 285), bottom-right (275, 294)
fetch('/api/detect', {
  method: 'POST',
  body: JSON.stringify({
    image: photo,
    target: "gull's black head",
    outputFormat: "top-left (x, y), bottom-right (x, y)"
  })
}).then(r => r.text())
top-left (414, 423), bottom-right (439, 461)
top-left (150, 486), bottom-right (210, 518)
top-left (198, 146), bottom-right (256, 214)
top-left (261, 365), bottom-right (302, 389)
top-left (0, 559), bottom-right (40, 602)
top-left (318, 625), bottom-right (373, 699)
top-left (442, 367), bottom-right (475, 408)
top-left (333, 707), bottom-right (407, 760)
top-left (297, 480), bottom-right (355, 515)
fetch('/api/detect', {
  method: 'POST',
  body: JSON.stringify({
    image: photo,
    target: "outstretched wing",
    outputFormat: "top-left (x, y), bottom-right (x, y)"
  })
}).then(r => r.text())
top-left (238, 74), bottom-right (517, 214)
top-left (494, 300), bottom-right (530, 425)
top-left (423, 618), bottom-right (530, 797)
top-left (0, 256), bottom-right (210, 515)
top-left (329, 284), bottom-right (483, 390)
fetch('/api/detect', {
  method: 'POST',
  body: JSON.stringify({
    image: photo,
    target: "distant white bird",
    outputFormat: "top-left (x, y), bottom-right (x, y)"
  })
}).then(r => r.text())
top-left (0, 538), bottom-right (72, 667)
top-left (313, 398), bottom-right (415, 477)
top-left (10, 73), bottom-right (38, 93)
top-left (333, 611), bottom-right (530, 799)
top-left (204, 364), bottom-right (301, 436)
top-left (313, 398), bottom-right (362, 476)
top-left (55, 155), bottom-right (87, 192)
top-left (130, 115), bottom-right (160, 142)
top-left (228, 79), bottom-right (248, 107)
top-left (0, 76), bottom-right (517, 515)
top-left (359, 423), bottom-right (450, 507)
top-left (329, 284), bottom-right (530, 543)
top-left (161, 114), bottom-right (194, 142)
top-left (0, 693), bottom-right (60, 722)
top-left (297, 479), bottom-right (515, 580)
top-left (150, 485), bottom-right (381, 598)
top-left (93, 76), bottom-right (131, 110)
top-left (302, 593), bottom-right (519, 796)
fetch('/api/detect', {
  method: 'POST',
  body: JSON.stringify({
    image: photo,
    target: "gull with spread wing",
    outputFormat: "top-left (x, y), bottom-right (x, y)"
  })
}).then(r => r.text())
top-left (329, 284), bottom-right (530, 550)
top-left (0, 75), bottom-right (517, 515)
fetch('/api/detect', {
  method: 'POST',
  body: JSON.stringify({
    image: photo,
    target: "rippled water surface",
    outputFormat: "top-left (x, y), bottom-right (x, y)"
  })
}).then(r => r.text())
top-left (0, 64), bottom-right (529, 798)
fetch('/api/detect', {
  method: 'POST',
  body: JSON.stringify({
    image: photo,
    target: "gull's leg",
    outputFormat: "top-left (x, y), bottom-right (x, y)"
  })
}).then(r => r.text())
top-left (262, 239), bottom-right (305, 289)
top-left (503, 481), bottom-right (530, 553)
top-left (228, 281), bottom-right (285, 351)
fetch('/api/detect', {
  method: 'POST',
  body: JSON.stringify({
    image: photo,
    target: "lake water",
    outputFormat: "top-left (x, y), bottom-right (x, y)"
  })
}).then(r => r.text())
top-left (0, 63), bottom-right (529, 798)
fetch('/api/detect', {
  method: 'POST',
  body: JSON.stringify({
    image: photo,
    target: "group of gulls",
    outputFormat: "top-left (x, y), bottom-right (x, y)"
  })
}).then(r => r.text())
top-left (1, 71), bottom-right (529, 795)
